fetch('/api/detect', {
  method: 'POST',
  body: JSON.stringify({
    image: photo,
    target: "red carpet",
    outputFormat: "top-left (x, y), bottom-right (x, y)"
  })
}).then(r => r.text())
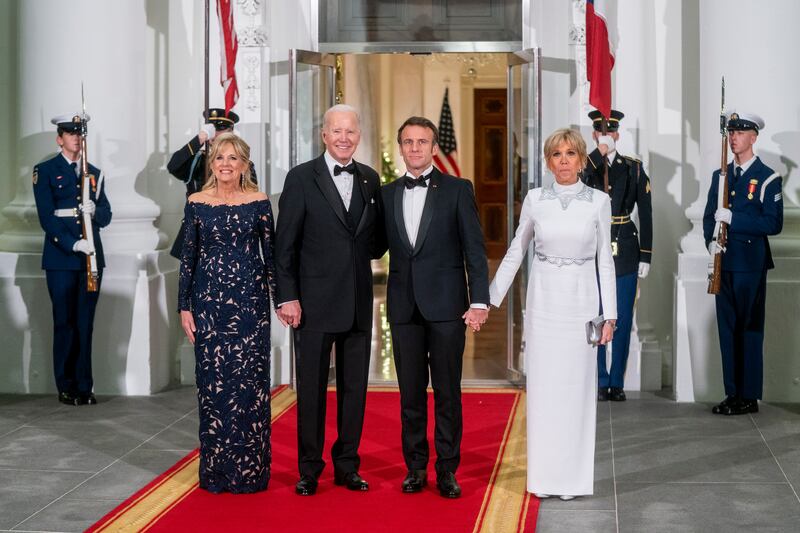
top-left (90, 387), bottom-right (538, 532)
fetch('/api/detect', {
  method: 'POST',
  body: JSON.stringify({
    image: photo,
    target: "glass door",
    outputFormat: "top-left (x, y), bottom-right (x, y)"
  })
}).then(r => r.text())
top-left (289, 49), bottom-right (337, 168)
top-left (288, 50), bottom-right (337, 388)
top-left (505, 48), bottom-right (541, 382)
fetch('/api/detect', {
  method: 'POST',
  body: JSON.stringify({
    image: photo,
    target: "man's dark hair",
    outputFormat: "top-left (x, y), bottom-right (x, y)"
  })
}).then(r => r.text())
top-left (396, 116), bottom-right (439, 146)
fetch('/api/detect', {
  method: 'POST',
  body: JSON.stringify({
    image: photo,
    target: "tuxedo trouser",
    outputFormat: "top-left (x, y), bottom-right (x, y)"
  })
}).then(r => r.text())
top-left (391, 305), bottom-right (465, 475)
top-left (716, 269), bottom-right (767, 400)
top-left (45, 269), bottom-right (102, 395)
top-left (597, 272), bottom-right (638, 389)
top-left (293, 324), bottom-right (370, 479)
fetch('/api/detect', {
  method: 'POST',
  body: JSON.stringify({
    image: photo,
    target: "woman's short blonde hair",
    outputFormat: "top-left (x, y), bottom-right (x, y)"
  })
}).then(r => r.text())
top-left (203, 132), bottom-right (258, 192)
top-left (543, 128), bottom-right (588, 170)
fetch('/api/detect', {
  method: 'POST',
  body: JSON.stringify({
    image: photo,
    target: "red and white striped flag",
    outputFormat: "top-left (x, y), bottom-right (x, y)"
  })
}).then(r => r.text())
top-left (585, 0), bottom-right (617, 119)
top-left (217, 0), bottom-right (239, 114)
top-left (433, 88), bottom-right (461, 177)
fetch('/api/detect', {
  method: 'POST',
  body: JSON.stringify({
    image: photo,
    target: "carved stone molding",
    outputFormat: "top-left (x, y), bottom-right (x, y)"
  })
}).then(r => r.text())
top-left (236, 0), bottom-right (268, 47)
top-left (238, 26), bottom-right (268, 47)
top-left (243, 53), bottom-right (261, 111)
top-left (569, 24), bottom-right (585, 45)
top-left (237, 0), bottom-right (261, 17)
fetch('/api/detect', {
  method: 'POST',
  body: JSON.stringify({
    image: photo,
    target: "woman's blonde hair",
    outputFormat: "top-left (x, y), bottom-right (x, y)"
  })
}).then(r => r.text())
top-left (202, 132), bottom-right (258, 192)
top-left (543, 128), bottom-right (588, 170)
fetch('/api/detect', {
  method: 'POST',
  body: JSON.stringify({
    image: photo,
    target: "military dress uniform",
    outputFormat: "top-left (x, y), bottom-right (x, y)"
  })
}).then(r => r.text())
top-left (32, 124), bottom-right (112, 405)
top-left (583, 110), bottom-right (653, 399)
top-left (166, 108), bottom-right (256, 258)
top-left (703, 112), bottom-right (783, 415)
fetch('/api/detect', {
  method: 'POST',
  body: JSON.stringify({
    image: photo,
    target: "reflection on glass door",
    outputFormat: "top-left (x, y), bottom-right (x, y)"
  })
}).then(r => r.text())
top-left (289, 50), bottom-right (336, 168)
top-left (505, 49), bottom-right (542, 382)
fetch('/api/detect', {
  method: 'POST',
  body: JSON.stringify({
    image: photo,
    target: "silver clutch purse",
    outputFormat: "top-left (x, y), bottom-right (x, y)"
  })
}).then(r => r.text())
top-left (585, 315), bottom-right (605, 345)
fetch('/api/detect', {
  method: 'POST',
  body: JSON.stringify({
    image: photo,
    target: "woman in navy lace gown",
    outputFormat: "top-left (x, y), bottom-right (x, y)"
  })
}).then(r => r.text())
top-left (178, 132), bottom-right (277, 494)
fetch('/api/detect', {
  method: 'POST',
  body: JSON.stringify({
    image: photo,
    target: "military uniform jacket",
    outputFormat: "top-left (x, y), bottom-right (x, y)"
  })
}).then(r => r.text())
top-left (703, 157), bottom-right (783, 272)
top-left (32, 154), bottom-right (112, 270)
top-left (583, 149), bottom-right (653, 276)
top-left (167, 134), bottom-right (258, 258)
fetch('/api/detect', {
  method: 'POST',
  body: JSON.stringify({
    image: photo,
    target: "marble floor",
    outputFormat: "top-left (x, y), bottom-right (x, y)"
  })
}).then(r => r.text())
top-left (0, 388), bottom-right (798, 532)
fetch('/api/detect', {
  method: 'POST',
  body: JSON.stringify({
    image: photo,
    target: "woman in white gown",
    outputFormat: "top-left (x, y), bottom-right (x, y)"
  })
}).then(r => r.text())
top-left (489, 128), bottom-right (616, 500)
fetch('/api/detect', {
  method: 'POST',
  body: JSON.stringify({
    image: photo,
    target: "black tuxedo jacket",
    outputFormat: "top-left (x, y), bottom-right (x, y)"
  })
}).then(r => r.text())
top-left (275, 154), bottom-right (382, 332)
top-left (378, 168), bottom-right (489, 323)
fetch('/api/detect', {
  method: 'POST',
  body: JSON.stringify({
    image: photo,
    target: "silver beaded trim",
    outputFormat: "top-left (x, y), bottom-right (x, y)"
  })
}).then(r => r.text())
top-left (534, 252), bottom-right (594, 267)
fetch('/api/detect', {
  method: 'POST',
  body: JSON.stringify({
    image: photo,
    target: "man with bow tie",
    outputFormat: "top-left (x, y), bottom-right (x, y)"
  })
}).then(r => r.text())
top-left (375, 116), bottom-right (489, 498)
top-left (703, 111), bottom-right (783, 416)
top-left (275, 104), bottom-right (382, 496)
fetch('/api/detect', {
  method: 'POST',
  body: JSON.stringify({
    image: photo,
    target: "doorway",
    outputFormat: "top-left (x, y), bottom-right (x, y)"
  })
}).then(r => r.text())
top-left (289, 49), bottom-right (540, 384)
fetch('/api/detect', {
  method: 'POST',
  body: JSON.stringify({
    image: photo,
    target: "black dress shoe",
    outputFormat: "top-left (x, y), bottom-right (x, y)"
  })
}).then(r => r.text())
top-left (726, 399), bottom-right (759, 415)
top-left (77, 393), bottom-right (97, 405)
top-left (295, 476), bottom-right (318, 496)
top-left (401, 469), bottom-right (427, 493)
top-left (436, 472), bottom-right (461, 499)
top-left (58, 392), bottom-right (79, 406)
top-left (609, 387), bottom-right (626, 402)
top-left (333, 471), bottom-right (369, 491)
top-left (711, 396), bottom-right (737, 415)
top-left (597, 388), bottom-right (609, 402)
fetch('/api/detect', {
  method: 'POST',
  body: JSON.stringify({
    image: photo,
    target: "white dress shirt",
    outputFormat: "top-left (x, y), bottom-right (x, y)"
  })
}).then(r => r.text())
top-left (402, 165), bottom-right (433, 247)
top-left (324, 151), bottom-right (354, 209)
top-left (735, 154), bottom-right (757, 176)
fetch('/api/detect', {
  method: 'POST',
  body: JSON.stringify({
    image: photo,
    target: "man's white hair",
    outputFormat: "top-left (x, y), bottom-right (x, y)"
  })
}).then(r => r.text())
top-left (323, 104), bottom-right (361, 130)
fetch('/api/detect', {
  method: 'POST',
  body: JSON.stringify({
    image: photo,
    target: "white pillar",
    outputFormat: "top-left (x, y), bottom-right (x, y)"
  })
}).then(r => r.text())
top-left (674, 0), bottom-right (800, 402)
top-left (0, 0), bottom-right (177, 395)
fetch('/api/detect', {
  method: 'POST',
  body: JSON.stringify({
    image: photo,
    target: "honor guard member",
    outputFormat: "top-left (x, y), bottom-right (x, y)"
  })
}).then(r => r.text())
top-left (583, 109), bottom-right (653, 402)
top-left (32, 114), bottom-right (112, 406)
top-left (703, 111), bottom-right (783, 416)
top-left (166, 108), bottom-right (257, 258)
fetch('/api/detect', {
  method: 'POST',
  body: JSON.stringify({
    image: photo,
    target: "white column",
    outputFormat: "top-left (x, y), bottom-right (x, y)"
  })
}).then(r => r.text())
top-left (0, 0), bottom-right (176, 395)
top-left (674, 0), bottom-right (800, 402)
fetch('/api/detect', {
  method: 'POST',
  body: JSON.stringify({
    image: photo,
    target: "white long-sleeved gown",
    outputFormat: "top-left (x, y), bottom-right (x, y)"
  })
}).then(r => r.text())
top-left (490, 181), bottom-right (616, 496)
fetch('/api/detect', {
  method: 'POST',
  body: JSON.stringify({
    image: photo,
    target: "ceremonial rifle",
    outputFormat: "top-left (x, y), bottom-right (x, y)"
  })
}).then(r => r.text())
top-left (76, 84), bottom-right (99, 292)
top-left (707, 77), bottom-right (727, 295)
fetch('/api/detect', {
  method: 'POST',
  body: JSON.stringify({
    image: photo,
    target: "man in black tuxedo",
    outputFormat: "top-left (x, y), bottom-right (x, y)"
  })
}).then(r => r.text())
top-left (275, 104), bottom-right (382, 496)
top-left (377, 116), bottom-right (489, 498)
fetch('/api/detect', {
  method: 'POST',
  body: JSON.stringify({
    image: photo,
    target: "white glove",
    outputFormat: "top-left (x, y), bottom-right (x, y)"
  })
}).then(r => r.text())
top-left (714, 207), bottom-right (732, 225)
top-left (199, 123), bottom-right (216, 143)
top-left (707, 240), bottom-right (725, 256)
top-left (81, 199), bottom-right (96, 217)
top-left (638, 262), bottom-right (650, 279)
top-left (73, 239), bottom-right (95, 255)
top-left (597, 135), bottom-right (616, 154)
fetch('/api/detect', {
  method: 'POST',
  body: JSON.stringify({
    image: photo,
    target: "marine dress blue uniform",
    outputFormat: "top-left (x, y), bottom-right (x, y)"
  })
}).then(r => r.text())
top-left (32, 149), bottom-right (112, 404)
top-left (703, 114), bottom-right (782, 414)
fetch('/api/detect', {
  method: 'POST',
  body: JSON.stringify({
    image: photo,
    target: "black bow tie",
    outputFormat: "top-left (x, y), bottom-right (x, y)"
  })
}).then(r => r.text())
top-left (333, 162), bottom-right (356, 176)
top-left (404, 174), bottom-right (430, 189)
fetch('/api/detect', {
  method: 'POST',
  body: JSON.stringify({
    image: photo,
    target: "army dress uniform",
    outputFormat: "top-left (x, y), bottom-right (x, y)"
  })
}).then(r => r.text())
top-left (703, 112), bottom-right (783, 414)
top-left (166, 108), bottom-right (256, 258)
top-left (583, 110), bottom-right (653, 398)
top-left (32, 123), bottom-right (112, 405)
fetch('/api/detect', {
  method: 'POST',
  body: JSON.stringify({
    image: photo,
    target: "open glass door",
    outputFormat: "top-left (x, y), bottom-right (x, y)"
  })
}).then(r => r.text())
top-left (288, 50), bottom-right (336, 388)
top-left (289, 50), bottom-right (337, 168)
top-left (505, 48), bottom-right (542, 382)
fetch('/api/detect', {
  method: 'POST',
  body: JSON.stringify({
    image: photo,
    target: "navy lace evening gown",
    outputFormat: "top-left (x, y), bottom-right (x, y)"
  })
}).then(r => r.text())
top-left (178, 199), bottom-right (277, 494)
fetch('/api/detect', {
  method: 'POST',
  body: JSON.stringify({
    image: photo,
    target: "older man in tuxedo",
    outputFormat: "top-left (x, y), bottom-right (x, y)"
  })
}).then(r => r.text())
top-left (275, 104), bottom-right (382, 496)
top-left (377, 116), bottom-right (489, 498)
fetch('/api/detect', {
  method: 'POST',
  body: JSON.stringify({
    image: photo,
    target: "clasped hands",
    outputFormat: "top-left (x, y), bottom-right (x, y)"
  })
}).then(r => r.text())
top-left (462, 308), bottom-right (489, 333)
top-left (277, 300), bottom-right (302, 328)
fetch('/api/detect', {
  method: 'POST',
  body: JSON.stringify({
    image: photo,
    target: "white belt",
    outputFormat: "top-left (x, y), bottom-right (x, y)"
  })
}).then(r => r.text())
top-left (54, 208), bottom-right (78, 217)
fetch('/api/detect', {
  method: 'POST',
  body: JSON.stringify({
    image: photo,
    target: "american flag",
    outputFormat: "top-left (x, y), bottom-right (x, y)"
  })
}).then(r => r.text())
top-left (433, 88), bottom-right (461, 177)
top-left (217, 0), bottom-right (239, 114)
